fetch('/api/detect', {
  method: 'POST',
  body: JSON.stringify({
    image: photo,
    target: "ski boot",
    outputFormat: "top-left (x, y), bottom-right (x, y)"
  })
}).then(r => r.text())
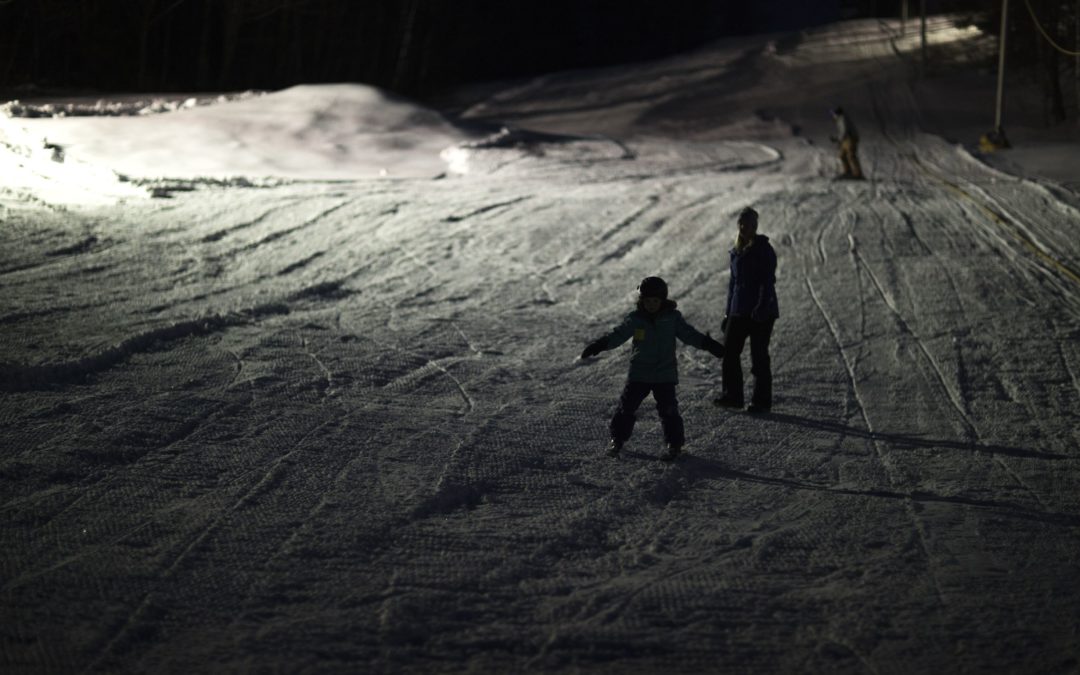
top-left (607, 439), bottom-right (623, 458)
top-left (660, 444), bottom-right (682, 462)
top-left (712, 396), bottom-right (744, 409)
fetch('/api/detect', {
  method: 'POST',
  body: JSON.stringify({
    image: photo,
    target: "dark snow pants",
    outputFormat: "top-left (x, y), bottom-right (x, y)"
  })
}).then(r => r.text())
top-left (609, 381), bottom-right (685, 447)
top-left (722, 316), bottom-right (775, 407)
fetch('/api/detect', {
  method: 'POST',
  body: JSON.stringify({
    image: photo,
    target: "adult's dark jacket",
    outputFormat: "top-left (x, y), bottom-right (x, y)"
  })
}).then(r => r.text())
top-left (726, 234), bottom-right (779, 320)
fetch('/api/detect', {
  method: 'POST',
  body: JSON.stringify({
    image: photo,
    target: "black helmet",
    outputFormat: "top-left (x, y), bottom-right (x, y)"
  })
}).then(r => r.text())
top-left (638, 276), bottom-right (668, 300)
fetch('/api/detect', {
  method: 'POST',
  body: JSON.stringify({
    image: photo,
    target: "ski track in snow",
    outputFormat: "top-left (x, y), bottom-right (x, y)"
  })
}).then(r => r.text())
top-left (804, 274), bottom-right (951, 606)
top-left (849, 228), bottom-right (1052, 513)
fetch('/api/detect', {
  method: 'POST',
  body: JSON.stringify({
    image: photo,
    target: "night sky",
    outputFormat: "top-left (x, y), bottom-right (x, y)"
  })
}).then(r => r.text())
top-left (0, 0), bottom-right (865, 98)
top-left (0, 1), bottom-right (1004, 101)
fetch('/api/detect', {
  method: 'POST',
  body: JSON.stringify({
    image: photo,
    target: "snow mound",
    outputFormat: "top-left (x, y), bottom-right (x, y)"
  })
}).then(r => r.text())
top-left (0, 115), bottom-right (147, 206)
top-left (3, 83), bottom-right (788, 203)
top-left (441, 124), bottom-right (781, 177)
top-left (11, 84), bottom-right (480, 183)
top-left (440, 125), bottom-right (635, 175)
top-left (0, 91), bottom-right (262, 118)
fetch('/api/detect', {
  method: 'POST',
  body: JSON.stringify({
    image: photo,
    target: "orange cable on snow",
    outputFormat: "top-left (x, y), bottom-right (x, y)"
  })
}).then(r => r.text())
top-left (912, 155), bottom-right (1080, 287)
top-left (1023, 0), bottom-right (1080, 56)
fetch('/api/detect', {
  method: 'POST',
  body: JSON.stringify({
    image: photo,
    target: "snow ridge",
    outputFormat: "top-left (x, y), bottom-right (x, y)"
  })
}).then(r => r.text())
top-left (0, 280), bottom-right (353, 391)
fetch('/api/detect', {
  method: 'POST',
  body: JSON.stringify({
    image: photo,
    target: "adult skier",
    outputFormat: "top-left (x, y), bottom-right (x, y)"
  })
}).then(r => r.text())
top-left (713, 207), bottom-right (778, 413)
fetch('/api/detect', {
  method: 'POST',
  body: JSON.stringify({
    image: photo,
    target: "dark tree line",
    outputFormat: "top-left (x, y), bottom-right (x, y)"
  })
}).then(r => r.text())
top-left (8, 0), bottom-right (1066, 122)
top-left (0, 0), bottom-right (746, 97)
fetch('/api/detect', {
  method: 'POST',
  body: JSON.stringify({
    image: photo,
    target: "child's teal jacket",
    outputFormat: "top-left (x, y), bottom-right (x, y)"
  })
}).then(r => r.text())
top-left (600, 301), bottom-right (708, 384)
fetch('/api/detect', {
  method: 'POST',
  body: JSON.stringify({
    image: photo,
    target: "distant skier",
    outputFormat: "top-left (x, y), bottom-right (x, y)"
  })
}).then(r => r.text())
top-left (830, 107), bottom-right (864, 180)
top-left (713, 207), bottom-right (778, 414)
top-left (580, 276), bottom-right (725, 461)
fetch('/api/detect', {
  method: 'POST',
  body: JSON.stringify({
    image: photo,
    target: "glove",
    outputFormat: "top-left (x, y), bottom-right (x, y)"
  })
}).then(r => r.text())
top-left (580, 338), bottom-right (607, 359)
top-left (720, 316), bottom-right (729, 333)
top-left (829, 135), bottom-right (838, 143)
top-left (702, 333), bottom-right (724, 359)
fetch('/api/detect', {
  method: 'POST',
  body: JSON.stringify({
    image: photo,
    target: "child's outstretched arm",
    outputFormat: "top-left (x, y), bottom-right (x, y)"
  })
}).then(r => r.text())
top-left (581, 315), bottom-right (636, 359)
top-left (700, 333), bottom-right (725, 359)
top-left (676, 315), bottom-right (725, 359)
top-left (580, 338), bottom-right (607, 359)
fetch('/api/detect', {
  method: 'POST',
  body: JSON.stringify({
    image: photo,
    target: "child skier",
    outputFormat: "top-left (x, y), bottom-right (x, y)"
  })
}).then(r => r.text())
top-left (580, 276), bottom-right (725, 461)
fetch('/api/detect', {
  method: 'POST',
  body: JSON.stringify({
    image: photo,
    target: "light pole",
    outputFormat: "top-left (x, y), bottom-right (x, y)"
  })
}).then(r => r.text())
top-left (920, 0), bottom-right (928, 75)
top-left (995, 0), bottom-right (1009, 132)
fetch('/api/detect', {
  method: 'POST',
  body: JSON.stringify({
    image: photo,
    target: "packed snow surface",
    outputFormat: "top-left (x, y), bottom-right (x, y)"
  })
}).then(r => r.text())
top-left (8, 84), bottom-right (480, 181)
top-left (3, 16), bottom-right (1080, 674)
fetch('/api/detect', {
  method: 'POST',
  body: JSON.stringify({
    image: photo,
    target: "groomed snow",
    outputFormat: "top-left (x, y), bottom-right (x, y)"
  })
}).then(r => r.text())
top-left (3, 15), bottom-right (1080, 674)
top-left (8, 84), bottom-right (482, 182)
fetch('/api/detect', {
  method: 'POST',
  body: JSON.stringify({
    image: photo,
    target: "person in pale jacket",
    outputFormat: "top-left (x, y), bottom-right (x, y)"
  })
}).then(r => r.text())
top-left (831, 106), bottom-right (864, 180)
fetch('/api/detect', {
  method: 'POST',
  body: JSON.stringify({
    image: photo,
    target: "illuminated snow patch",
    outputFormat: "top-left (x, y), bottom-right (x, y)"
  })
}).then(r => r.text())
top-left (440, 146), bottom-right (472, 175)
top-left (0, 116), bottom-right (148, 206)
top-left (12, 84), bottom-right (477, 182)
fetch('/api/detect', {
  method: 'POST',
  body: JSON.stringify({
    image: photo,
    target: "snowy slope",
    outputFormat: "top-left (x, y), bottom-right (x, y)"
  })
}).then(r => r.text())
top-left (7, 84), bottom-right (481, 182)
top-left (3, 16), bottom-right (1080, 674)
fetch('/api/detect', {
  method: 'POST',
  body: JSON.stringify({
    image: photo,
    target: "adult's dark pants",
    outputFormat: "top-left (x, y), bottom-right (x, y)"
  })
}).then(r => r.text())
top-left (609, 381), bottom-right (685, 447)
top-left (722, 316), bottom-right (775, 407)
